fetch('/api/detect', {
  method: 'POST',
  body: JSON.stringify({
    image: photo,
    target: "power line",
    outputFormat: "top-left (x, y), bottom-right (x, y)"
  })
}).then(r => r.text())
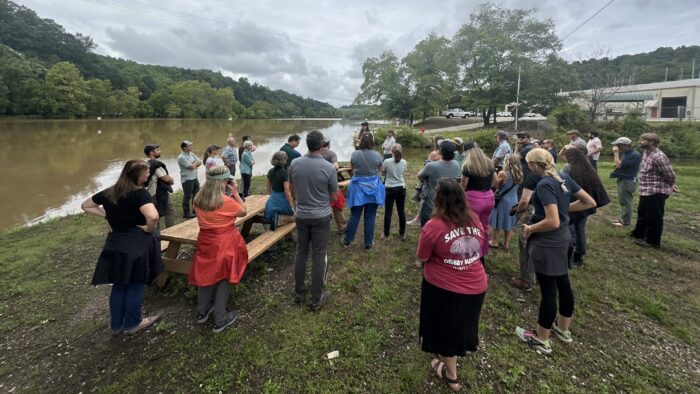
top-left (80, 0), bottom-right (355, 59)
top-left (561, 0), bottom-right (615, 41)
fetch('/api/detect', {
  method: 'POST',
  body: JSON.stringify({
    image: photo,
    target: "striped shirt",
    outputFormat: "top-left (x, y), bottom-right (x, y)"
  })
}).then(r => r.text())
top-left (639, 148), bottom-right (676, 196)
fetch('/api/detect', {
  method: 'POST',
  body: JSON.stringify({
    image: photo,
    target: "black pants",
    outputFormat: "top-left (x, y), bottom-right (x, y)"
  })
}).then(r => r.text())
top-left (241, 173), bottom-right (252, 197)
top-left (182, 179), bottom-right (200, 216)
top-left (384, 186), bottom-right (406, 237)
top-left (632, 193), bottom-right (668, 246)
top-left (536, 272), bottom-right (574, 330)
top-left (294, 216), bottom-right (331, 302)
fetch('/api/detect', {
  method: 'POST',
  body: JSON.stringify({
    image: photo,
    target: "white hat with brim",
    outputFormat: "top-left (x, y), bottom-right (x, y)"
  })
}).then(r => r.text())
top-left (611, 137), bottom-right (632, 146)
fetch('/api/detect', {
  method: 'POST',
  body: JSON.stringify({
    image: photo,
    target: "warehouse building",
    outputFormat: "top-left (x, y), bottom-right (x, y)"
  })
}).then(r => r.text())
top-left (562, 78), bottom-right (700, 121)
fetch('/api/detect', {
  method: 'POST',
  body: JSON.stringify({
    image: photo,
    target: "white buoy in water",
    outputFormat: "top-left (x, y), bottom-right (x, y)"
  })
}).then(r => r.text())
top-left (97, 130), bottom-right (102, 134)
top-left (228, 117), bottom-right (233, 121)
top-left (97, 116), bottom-right (102, 120)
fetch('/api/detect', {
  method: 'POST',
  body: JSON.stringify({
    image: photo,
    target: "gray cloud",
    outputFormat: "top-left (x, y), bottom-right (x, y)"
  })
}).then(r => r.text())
top-left (22, 0), bottom-right (700, 105)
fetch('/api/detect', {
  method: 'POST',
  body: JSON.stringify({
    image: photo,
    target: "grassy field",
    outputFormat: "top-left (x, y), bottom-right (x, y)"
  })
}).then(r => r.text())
top-left (0, 150), bottom-right (698, 393)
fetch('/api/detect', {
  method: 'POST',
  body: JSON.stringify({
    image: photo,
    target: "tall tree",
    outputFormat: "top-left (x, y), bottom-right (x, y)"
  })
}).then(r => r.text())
top-left (44, 61), bottom-right (87, 116)
top-left (355, 50), bottom-right (413, 121)
top-left (403, 33), bottom-right (457, 121)
top-left (572, 44), bottom-right (631, 122)
top-left (452, 3), bottom-right (561, 124)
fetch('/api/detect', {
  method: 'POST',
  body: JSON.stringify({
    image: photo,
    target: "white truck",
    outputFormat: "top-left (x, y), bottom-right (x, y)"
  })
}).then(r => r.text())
top-left (442, 108), bottom-right (476, 118)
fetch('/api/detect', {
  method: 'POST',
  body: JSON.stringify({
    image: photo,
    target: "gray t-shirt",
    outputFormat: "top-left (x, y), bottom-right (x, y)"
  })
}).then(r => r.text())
top-left (320, 148), bottom-right (338, 164)
top-left (289, 153), bottom-right (338, 219)
top-left (351, 149), bottom-right (383, 177)
top-left (178, 151), bottom-right (200, 182)
top-left (418, 160), bottom-right (462, 208)
top-left (383, 158), bottom-right (407, 188)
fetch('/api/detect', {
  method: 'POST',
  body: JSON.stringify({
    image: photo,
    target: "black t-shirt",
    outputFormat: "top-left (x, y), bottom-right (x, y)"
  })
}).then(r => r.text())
top-left (267, 167), bottom-right (288, 193)
top-left (462, 169), bottom-right (494, 191)
top-left (522, 173), bottom-right (542, 191)
top-left (530, 175), bottom-right (581, 226)
top-left (92, 188), bottom-right (152, 232)
top-left (519, 143), bottom-right (534, 178)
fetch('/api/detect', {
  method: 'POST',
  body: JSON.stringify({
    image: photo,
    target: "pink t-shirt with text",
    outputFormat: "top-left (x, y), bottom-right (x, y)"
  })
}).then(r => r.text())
top-left (416, 218), bottom-right (488, 295)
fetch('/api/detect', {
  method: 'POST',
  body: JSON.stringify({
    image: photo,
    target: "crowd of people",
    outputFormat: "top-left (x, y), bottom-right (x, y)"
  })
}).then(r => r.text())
top-left (81, 124), bottom-right (678, 390)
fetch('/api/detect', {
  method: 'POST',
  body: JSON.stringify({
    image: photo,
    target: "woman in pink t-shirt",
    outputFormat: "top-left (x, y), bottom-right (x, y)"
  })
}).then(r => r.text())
top-left (416, 178), bottom-right (488, 392)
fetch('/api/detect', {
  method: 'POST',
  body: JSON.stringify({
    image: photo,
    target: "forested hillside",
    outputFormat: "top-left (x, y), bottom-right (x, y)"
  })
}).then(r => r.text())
top-left (0, 0), bottom-right (339, 118)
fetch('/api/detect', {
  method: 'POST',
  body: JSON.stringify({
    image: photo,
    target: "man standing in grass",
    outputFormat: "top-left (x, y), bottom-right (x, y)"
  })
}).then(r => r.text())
top-left (566, 130), bottom-right (587, 147)
top-left (610, 137), bottom-right (642, 227)
top-left (586, 131), bottom-right (603, 169)
top-left (492, 130), bottom-right (512, 171)
top-left (178, 140), bottom-right (202, 219)
top-left (289, 130), bottom-right (339, 311)
top-left (631, 133), bottom-right (678, 248)
top-left (280, 134), bottom-right (302, 169)
top-left (222, 136), bottom-right (238, 176)
top-left (145, 144), bottom-right (175, 227)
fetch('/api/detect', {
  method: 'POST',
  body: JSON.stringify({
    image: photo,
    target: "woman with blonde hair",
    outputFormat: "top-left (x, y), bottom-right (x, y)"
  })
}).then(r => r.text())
top-left (488, 154), bottom-right (523, 249)
top-left (461, 145), bottom-right (496, 258)
top-left (264, 151), bottom-right (296, 229)
top-left (515, 149), bottom-right (595, 354)
top-left (81, 160), bottom-right (162, 336)
top-left (190, 166), bottom-right (248, 334)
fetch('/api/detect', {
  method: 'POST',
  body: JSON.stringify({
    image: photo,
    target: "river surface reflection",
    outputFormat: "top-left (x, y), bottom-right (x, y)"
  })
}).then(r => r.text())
top-left (0, 118), bottom-right (367, 230)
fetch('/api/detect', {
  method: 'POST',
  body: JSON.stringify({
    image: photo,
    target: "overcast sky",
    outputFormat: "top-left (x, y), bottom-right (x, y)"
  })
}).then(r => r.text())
top-left (20, 0), bottom-right (700, 106)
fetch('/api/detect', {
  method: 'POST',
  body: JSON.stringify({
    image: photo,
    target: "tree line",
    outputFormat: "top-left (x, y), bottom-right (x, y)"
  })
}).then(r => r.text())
top-left (355, 2), bottom-right (699, 125)
top-left (0, 0), bottom-right (340, 118)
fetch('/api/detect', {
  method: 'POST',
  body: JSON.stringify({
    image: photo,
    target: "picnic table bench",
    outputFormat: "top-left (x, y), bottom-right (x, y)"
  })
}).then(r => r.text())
top-left (337, 166), bottom-right (353, 181)
top-left (155, 194), bottom-right (296, 287)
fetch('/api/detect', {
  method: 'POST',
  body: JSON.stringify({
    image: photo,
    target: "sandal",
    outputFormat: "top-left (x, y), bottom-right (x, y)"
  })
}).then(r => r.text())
top-left (431, 359), bottom-right (461, 392)
top-left (488, 242), bottom-right (500, 248)
top-left (124, 314), bottom-right (161, 335)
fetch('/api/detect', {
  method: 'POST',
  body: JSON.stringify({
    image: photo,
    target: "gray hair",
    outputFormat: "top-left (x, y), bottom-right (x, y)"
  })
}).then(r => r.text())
top-left (271, 151), bottom-right (288, 167)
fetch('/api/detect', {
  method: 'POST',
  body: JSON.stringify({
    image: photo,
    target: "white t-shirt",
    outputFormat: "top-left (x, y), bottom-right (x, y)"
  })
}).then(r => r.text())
top-left (382, 136), bottom-right (396, 154)
top-left (147, 167), bottom-right (167, 196)
top-left (587, 137), bottom-right (602, 161)
top-left (383, 158), bottom-right (407, 188)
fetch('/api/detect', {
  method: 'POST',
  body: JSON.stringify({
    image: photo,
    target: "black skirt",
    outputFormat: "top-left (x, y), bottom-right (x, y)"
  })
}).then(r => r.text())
top-left (92, 227), bottom-right (163, 286)
top-left (419, 278), bottom-right (486, 357)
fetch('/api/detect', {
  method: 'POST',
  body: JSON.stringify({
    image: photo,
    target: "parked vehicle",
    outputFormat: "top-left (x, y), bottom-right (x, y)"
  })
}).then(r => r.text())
top-left (497, 111), bottom-right (512, 117)
top-left (522, 112), bottom-right (540, 117)
top-left (442, 108), bottom-right (476, 118)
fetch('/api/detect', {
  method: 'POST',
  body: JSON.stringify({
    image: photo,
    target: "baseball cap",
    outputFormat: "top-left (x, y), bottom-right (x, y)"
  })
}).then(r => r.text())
top-left (515, 131), bottom-right (531, 138)
top-left (207, 172), bottom-right (235, 180)
top-left (453, 137), bottom-right (463, 145)
top-left (144, 144), bottom-right (159, 156)
top-left (180, 140), bottom-right (194, 149)
top-left (496, 130), bottom-right (508, 139)
top-left (566, 129), bottom-right (579, 135)
top-left (611, 137), bottom-right (632, 146)
top-left (439, 140), bottom-right (457, 155)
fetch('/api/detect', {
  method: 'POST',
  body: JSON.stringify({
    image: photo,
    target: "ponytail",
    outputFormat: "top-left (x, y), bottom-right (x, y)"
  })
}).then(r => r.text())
top-left (544, 164), bottom-right (568, 192)
top-left (393, 149), bottom-right (402, 163)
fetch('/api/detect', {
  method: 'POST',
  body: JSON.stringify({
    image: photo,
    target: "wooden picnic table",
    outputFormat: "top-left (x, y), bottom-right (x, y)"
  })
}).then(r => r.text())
top-left (337, 166), bottom-right (353, 181)
top-left (155, 194), bottom-right (296, 287)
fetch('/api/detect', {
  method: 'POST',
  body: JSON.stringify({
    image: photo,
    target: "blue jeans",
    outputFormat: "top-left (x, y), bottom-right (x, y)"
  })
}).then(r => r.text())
top-left (110, 282), bottom-right (144, 331)
top-left (569, 213), bottom-right (589, 258)
top-left (343, 203), bottom-right (378, 247)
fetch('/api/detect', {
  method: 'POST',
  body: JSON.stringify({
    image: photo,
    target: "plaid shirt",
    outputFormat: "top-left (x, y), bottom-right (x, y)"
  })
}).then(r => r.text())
top-left (639, 148), bottom-right (676, 196)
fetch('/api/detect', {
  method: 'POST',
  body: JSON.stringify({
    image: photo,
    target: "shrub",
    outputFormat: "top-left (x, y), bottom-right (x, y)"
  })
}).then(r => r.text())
top-left (375, 126), bottom-right (429, 148)
top-left (550, 103), bottom-right (589, 131)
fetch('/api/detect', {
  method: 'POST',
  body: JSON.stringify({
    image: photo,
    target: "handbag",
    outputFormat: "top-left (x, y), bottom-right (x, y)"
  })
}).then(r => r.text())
top-left (494, 182), bottom-right (516, 207)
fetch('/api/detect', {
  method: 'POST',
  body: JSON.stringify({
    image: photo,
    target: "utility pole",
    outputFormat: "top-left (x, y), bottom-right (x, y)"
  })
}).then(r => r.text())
top-left (692, 58), bottom-right (696, 79)
top-left (665, 67), bottom-right (668, 82)
top-left (514, 65), bottom-right (521, 132)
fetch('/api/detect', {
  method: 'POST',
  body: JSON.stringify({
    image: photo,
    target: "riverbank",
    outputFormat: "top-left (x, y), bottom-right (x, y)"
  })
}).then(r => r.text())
top-left (1, 157), bottom-right (698, 392)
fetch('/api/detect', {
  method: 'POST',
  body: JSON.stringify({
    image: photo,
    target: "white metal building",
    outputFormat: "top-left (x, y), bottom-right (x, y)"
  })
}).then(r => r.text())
top-left (562, 79), bottom-right (700, 121)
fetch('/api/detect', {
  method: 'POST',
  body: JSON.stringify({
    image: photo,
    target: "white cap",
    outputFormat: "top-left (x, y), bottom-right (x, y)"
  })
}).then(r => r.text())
top-left (611, 137), bottom-right (632, 146)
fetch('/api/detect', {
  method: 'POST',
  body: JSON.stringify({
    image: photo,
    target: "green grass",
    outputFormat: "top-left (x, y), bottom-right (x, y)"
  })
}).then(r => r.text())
top-left (0, 152), bottom-right (698, 392)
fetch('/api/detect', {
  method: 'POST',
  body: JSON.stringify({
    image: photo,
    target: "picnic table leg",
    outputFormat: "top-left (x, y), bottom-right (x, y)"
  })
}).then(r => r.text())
top-left (156, 241), bottom-right (181, 288)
